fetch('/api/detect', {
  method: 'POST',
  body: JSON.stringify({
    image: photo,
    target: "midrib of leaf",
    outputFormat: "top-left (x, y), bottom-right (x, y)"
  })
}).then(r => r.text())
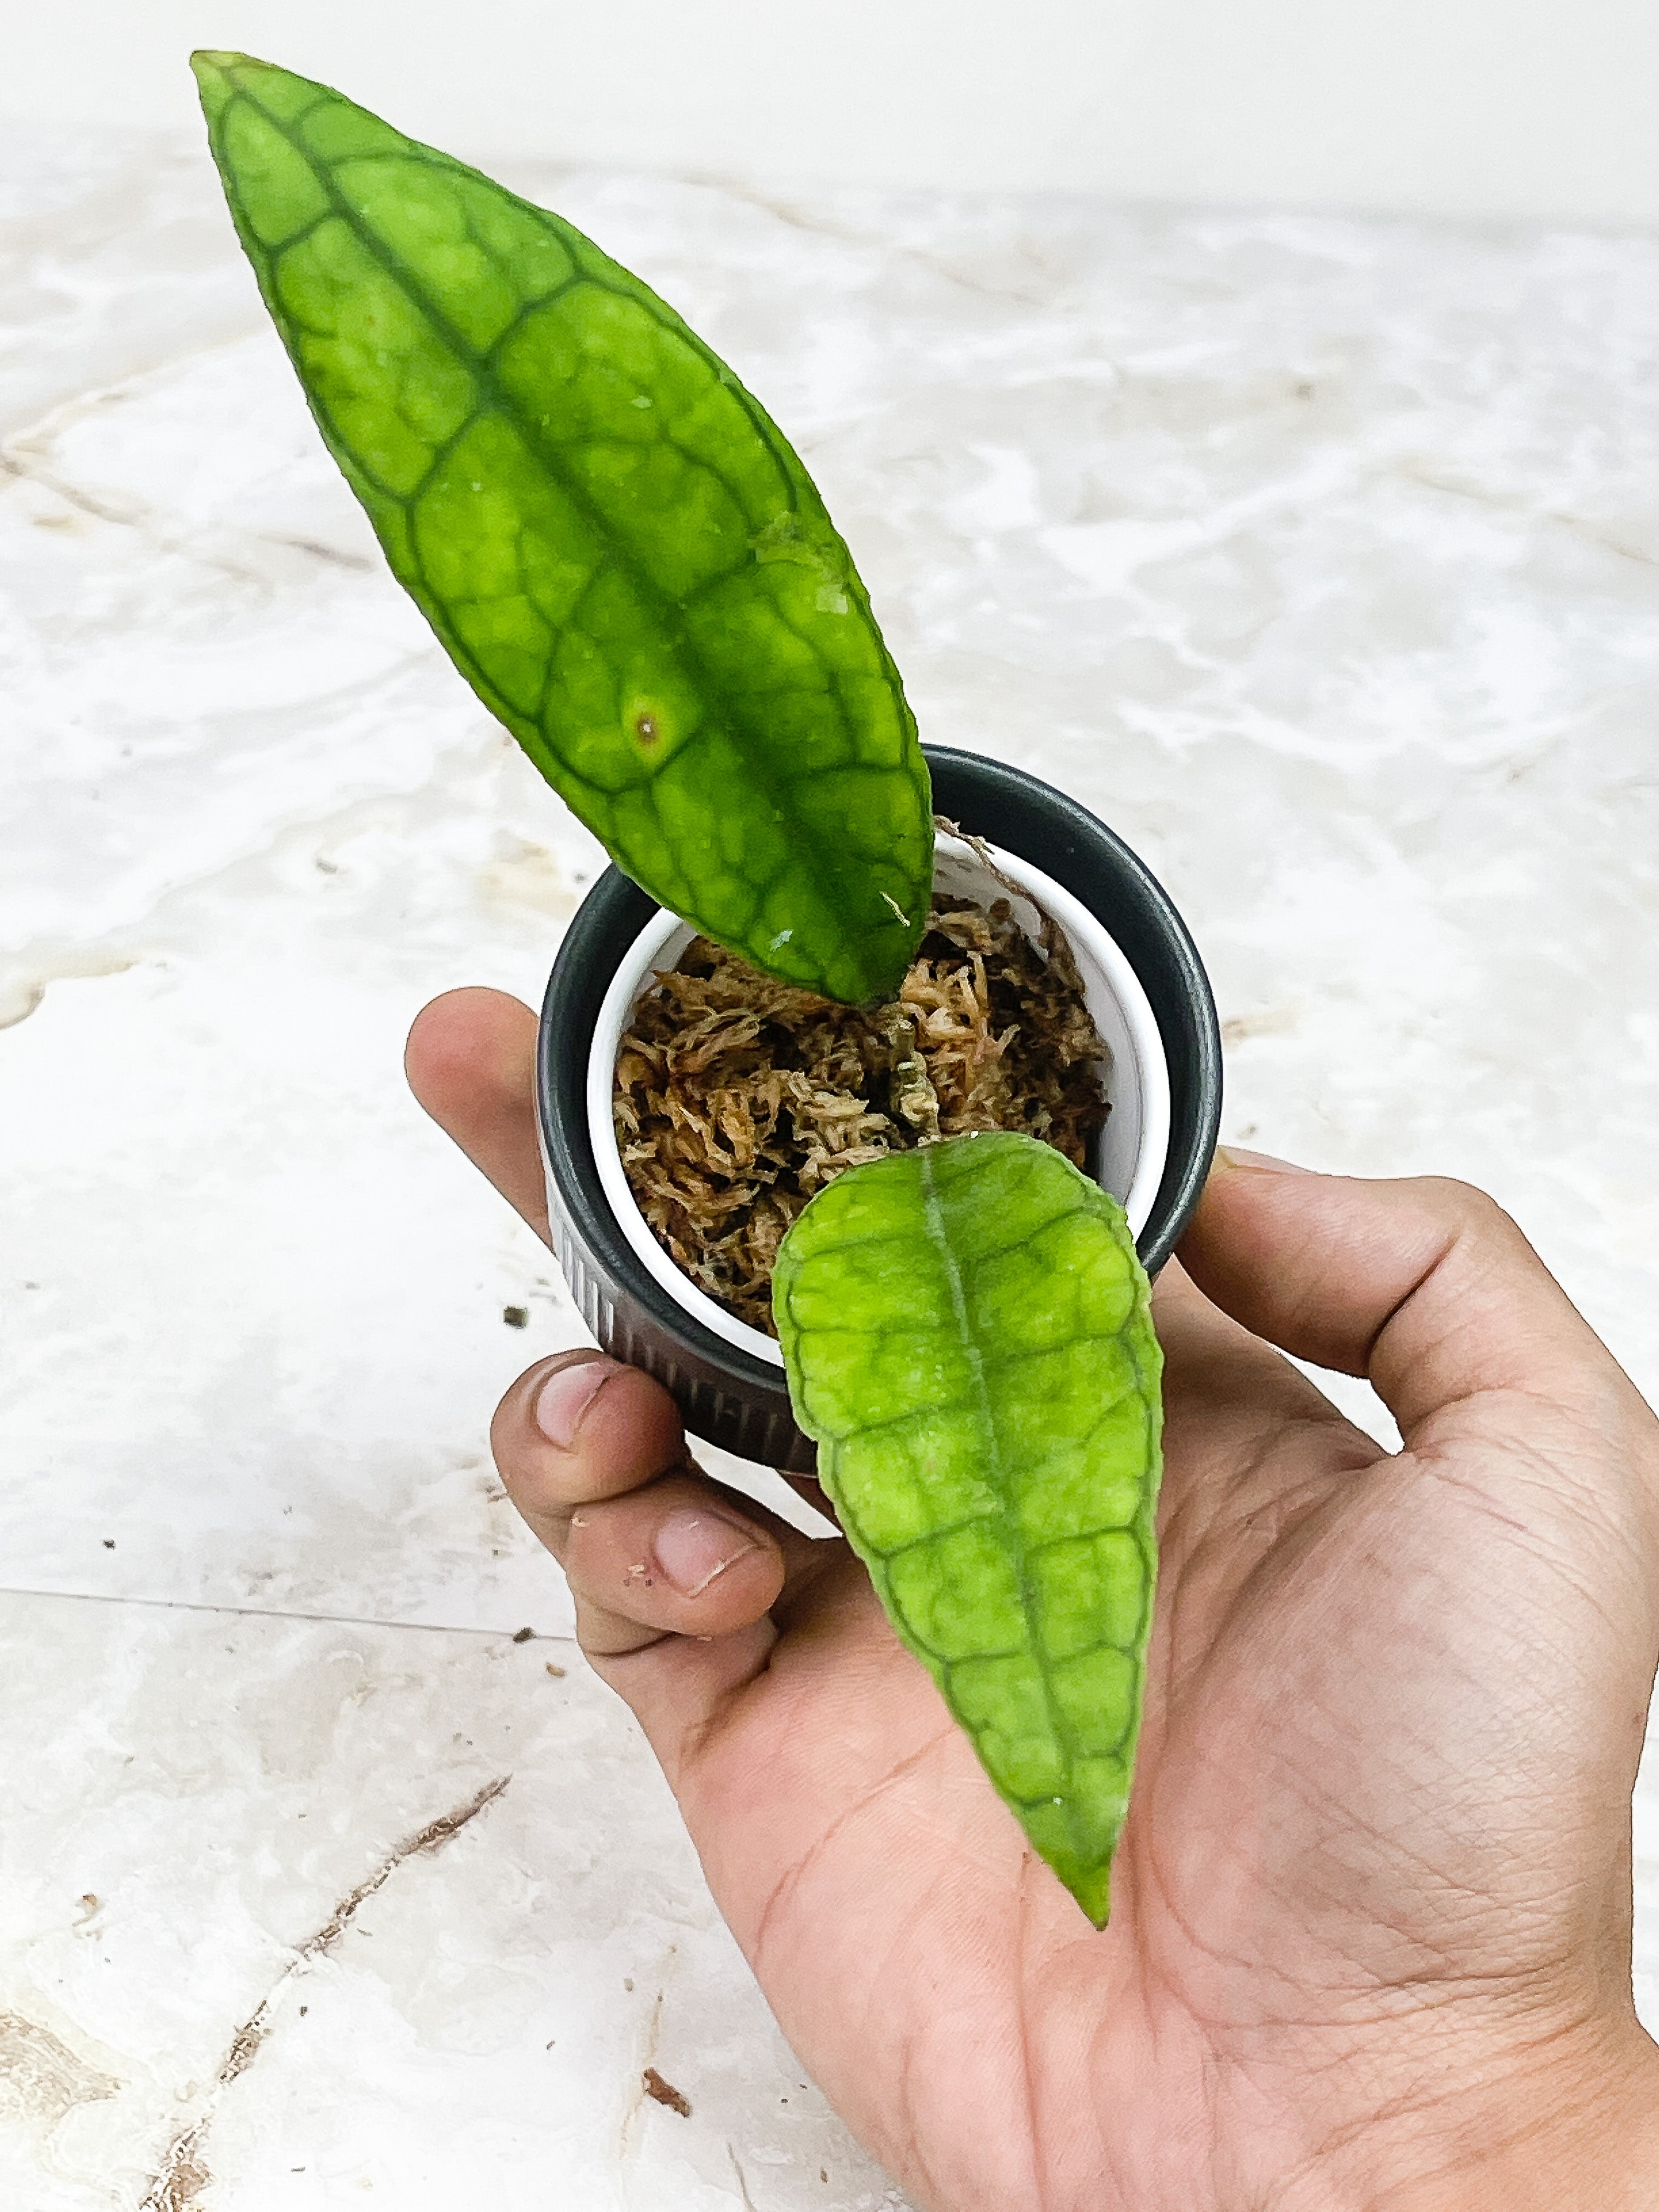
top-left (914, 1144), bottom-right (1085, 1866)
top-left (239, 90), bottom-right (899, 948)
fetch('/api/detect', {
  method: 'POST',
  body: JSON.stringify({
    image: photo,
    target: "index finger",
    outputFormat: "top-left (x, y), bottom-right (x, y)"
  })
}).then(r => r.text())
top-left (405, 986), bottom-right (550, 1244)
top-left (1180, 1152), bottom-right (1640, 1444)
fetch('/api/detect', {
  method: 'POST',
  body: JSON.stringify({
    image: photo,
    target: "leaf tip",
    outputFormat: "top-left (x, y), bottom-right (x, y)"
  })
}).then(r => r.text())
top-left (188, 48), bottom-right (250, 123)
top-left (188, 47), bottom-right (244, 84)
top-left (1071, 1864), bottom-right (1112, 1928)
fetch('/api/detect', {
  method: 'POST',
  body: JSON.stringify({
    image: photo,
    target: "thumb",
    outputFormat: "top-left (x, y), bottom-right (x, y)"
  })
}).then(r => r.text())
top-left (1179, 1149), bottom-right (1641, 1447)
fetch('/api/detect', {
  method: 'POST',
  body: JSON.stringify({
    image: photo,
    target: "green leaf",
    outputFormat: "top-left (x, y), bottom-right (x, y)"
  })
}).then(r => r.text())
top-left (773, 1131), bottom-right (1163, 1925)
top-left (190, 51), bottom-right (932, 1003)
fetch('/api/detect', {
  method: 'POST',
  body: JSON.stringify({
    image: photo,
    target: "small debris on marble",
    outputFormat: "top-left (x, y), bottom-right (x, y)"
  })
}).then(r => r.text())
top-left (502, 1304), bottom-right (530, 1327)
top-left (643, 2067), bottom-right (692, 2117)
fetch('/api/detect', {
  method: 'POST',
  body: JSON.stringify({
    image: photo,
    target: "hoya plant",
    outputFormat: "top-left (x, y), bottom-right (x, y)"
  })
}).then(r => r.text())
top-left (194, 51), bottom-right (1163, 1925)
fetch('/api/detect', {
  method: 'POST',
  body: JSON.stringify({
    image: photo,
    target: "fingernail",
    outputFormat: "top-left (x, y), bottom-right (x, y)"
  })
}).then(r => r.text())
top-left (651, 1508), bottom-right (759, 1597)
top-left (534, 1357), bottom-right (618, 1447)
top-left (1218, 1146), bottom-right (1314, 1175)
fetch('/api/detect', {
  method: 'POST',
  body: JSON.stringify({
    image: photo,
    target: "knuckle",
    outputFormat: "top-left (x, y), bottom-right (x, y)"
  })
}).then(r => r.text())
top-left (1420, 1176), bottom-right (1520, 1246)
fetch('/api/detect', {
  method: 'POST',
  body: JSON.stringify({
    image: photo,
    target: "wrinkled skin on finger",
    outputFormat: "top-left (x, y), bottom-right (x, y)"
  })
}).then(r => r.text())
top-left (408, 987), bottom-right (1659, 2212)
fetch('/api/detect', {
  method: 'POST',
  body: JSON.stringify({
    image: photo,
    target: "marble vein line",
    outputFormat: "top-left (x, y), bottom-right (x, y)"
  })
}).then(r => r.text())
top-left (136, 1774), bottom-right (511, 2212)
top-left (1, 776), bottom-right (462, 1019)
top-left (0, 439), bottom-right (265, 588)
top-left (0, 1586), bottom-right (579, 1643)
top-left (619, 1960), bottom-right (679, 2167)
top-left (728, 2141), bottom-right (762, 2212)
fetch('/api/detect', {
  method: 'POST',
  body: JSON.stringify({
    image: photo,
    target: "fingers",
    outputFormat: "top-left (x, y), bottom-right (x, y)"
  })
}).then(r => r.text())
top-left (1146, 1256), bottom-right (1385, 1584)
top-left (493, 1350), bottom-right (837, 1768)
top-left (493, 1351), bottom-right (691, 1537)
top-left (407, 986), bottom-right (857, 1761)
top-left (1152, 1254), bottom-right (1376, 1446)
top-left (566, 1472), bottom-right (788, 1655)
top-left (405, 987), bottom-right (549, 1244)
top-left (1179, 1148), bottom-right (1635, 1444)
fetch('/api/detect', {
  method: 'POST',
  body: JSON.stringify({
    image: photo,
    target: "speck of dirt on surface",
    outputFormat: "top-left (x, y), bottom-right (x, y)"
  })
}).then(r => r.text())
top-left (642, 2067), bottom-right (691, 2117)
top-left (511, 1626), bottom-right (534, 1644)
top-left (544, 1662), bottom-right (566, 1678)
top-left (502, 1304), bottom-right (530, 1327)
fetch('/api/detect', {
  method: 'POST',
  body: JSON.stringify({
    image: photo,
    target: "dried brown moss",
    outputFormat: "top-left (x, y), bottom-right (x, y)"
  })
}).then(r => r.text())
top-left (614, 897), bottom-right (1108, 1334)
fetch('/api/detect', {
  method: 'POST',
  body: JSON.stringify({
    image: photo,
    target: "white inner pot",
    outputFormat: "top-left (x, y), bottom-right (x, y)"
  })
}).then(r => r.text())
top-left (587, 832), bottom-right (1172, 1371)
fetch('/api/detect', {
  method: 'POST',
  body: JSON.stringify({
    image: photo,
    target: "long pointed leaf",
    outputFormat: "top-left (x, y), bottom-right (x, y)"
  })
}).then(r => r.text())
top-left (191, 51), bottom-right (931, 1003)
top-left (774, 1132), bottom-right (1163, 1924)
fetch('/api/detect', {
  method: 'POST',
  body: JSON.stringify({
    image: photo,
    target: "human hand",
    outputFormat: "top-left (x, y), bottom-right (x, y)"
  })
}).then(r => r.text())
top-left (408, 985), bottom-right (1659, 2211)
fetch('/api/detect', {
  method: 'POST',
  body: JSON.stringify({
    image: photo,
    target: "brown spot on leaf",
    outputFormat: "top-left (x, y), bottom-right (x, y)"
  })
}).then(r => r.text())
top-left (635, 712), bottom-right (660, 746)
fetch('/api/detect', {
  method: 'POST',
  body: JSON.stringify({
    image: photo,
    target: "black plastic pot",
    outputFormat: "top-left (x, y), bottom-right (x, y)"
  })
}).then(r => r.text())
top-left (537, 745), bottom-right (1223, 1472)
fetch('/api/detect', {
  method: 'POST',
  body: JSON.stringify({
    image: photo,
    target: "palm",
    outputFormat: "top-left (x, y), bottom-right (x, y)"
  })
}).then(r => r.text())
top-left (407, 989), bottom-right (1659, 2212)
top-left (667, 1283), bottom-right (1641, 2208)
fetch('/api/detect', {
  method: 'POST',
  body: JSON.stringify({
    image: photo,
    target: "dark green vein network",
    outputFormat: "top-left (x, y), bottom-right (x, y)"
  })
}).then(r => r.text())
top-left (191, 51), bottom-right (933, 1003)
top-left (774, 1131), bottom-right (1165, 1926)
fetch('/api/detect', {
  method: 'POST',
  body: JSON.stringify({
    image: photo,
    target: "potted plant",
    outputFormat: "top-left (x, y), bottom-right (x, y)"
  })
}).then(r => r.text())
top-left (194, 51), bottom-right (1222, 1924)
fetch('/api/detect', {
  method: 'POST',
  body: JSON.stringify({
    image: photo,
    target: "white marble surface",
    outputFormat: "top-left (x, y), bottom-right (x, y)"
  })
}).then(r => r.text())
top-left (2, 123), bottom-right (1658, 2203)
top-left (0, 1593), bottom-right (899, 2212)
